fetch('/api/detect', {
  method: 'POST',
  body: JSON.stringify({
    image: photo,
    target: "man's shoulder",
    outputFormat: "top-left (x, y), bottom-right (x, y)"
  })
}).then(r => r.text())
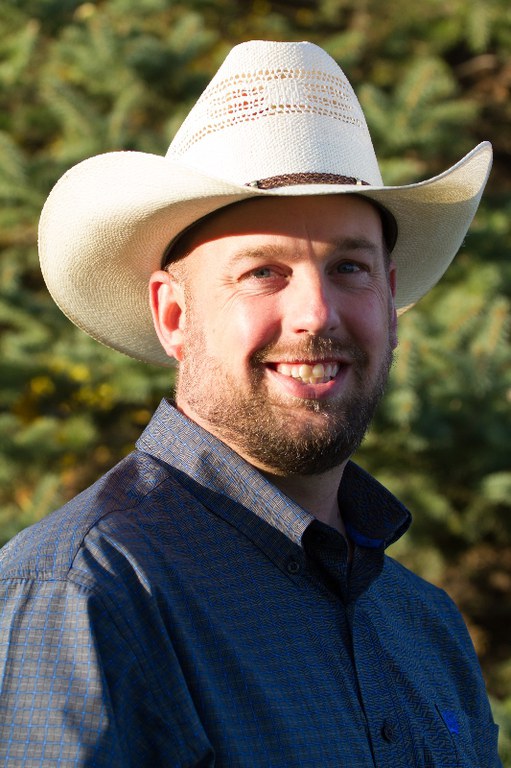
top-left (383, 554), bottom-right (465, 626)
top-left (0, 448), bottom-right (182, 584)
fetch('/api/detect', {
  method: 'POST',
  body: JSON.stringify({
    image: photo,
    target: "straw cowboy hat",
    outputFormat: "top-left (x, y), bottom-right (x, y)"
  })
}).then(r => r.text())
top-left (39, 40), bottom-right (492, 367)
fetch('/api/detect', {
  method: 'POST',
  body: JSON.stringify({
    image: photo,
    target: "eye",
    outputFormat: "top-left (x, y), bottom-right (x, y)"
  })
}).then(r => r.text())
top-left (239, 264), bottom-right (288, 292)
top-left (244, 265), bottom-right (288, 281)
top-left (250, 266), bottom-right (275, 279)
top-left (334, 261), bottom-right (363, 274)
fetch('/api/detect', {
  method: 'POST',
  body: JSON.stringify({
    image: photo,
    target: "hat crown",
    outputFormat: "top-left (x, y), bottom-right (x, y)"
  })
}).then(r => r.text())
top-left (167, 40), bottom-right (383, 187)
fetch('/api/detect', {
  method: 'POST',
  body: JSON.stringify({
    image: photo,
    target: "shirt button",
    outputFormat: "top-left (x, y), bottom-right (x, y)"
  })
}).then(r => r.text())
top-left (381, 721), bottom-right (396, 742)
top-left (287, 559), bottom-right (301, 574)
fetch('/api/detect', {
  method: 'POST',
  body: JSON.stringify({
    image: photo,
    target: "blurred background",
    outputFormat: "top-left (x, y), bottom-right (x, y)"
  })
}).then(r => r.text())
top-left (0, 0), bottom-right (510, 761)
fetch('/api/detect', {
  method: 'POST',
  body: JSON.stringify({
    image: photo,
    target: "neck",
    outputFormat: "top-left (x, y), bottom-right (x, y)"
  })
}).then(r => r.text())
top-left (261, 462), bottom-right (349, 538)
top-left (174, 400), bottom-right (350, 538)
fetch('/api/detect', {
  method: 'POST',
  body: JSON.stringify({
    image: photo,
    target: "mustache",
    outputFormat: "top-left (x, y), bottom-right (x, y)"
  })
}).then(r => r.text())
top-left (252, 335), bottom-right (368, 365)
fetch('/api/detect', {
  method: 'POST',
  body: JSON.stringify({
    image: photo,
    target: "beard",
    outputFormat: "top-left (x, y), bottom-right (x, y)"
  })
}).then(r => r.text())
top-left (176, 316), bottom-right (394, 477)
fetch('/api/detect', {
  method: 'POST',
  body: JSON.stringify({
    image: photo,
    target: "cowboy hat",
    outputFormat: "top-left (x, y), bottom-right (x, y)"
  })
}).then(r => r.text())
top-left (39, 40), bottom-right (492, 367)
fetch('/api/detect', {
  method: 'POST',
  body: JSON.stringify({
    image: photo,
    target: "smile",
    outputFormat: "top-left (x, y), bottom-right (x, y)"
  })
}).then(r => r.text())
top-left (273, 361), bottom-right (341, 385)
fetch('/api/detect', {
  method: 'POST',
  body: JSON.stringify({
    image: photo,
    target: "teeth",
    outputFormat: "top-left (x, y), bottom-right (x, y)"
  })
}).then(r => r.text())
top-left (275, 362), bottom-right (340, 384)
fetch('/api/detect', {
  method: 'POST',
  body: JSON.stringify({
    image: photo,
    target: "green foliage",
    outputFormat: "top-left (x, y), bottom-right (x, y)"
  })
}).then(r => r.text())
top-left (492, 695), bottom-right (511, 767)
top-left (0, 0), bottom-right (510, 760)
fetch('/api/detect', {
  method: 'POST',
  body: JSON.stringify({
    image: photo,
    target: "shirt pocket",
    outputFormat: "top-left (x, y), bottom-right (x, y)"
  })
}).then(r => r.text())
top-left (455, 717), bottom-right (501, 768)
top-left (424, 705), bottom-right (501, 768)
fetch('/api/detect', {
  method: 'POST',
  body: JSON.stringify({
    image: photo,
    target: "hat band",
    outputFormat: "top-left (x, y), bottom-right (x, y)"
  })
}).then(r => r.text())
top-left (246, 172), bottom-right (369, 189)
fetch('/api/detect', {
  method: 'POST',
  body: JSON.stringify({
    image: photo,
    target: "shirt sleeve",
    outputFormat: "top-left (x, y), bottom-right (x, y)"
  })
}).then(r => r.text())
top-left (0, 576), bottom-right (213, 767)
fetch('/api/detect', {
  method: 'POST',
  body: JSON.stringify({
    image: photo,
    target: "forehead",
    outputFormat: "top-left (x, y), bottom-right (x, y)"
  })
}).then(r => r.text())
top-left (169, 194), bottom-right (384, 268)
top-left (185, 194), bottom-right (382, 251)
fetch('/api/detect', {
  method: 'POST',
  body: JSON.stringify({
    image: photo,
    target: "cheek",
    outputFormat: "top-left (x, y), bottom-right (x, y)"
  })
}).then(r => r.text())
top-left (234, 302), bottom-right (281, 357)
top-left (344, 291), bottom-right (395, 348)
top-left (203, 297), bottom-right (281, 363)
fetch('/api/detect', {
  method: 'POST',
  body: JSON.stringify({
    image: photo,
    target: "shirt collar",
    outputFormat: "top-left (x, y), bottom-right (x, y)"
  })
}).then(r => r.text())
top-left (136, 399), bottom-right (312, 546)
top-left (136, 399), bottom-right (411, 550)
top-left (338, 462), bottom-right (411, 548)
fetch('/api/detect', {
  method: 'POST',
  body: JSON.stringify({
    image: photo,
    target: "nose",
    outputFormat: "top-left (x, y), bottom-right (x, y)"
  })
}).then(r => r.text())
top-left (285, 268), bottom-right (340, 336)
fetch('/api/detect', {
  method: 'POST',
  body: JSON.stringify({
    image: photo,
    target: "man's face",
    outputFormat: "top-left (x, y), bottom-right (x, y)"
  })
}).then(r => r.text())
top-left (170, 195), bottom-right (398, 476)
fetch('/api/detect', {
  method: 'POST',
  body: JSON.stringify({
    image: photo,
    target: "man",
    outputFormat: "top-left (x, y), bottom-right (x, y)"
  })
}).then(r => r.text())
top-left (0, 40), bottom-right (501, 767)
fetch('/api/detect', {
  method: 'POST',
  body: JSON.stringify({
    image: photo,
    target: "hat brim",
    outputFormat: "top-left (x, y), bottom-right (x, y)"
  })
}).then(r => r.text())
top-left (39, 141), bottom-right (492, 367)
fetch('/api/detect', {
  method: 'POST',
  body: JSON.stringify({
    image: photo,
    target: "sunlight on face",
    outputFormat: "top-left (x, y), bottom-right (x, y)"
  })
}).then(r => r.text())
top-left (170, 195), bottom-right (397, 475)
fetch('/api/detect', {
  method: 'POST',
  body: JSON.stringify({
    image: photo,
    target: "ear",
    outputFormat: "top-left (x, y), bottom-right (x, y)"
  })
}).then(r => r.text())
top-left (149, 270), bottom-right (186, 362)
top-left (388, 261), bottom-right (399, 350)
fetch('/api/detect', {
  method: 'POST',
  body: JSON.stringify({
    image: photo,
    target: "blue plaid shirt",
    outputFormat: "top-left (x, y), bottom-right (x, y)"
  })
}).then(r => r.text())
top-left (0, 399), bottom-right (501, 767)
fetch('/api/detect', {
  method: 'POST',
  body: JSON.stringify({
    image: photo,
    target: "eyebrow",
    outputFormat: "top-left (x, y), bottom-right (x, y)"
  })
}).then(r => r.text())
top-left (331, 236), bottom-right (382, 254)
top-left (228, 237), bottom-right (383, 264)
